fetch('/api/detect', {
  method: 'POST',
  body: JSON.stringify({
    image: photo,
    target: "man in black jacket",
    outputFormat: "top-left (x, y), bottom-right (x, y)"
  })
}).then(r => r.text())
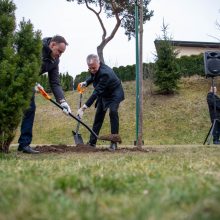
top-left (207, 86), bottom-right (220, 144)
top-left (77, 54), bottom-right (124, 150)
top-left (18, 35), bottom-right (71, 153)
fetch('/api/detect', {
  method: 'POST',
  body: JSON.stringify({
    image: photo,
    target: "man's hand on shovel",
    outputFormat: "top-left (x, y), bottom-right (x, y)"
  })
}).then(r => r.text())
top-left (77, 104), bottom-right (87, 119)
top-left (35, 83), bottom-right (71, 115)
top-left (60, 101), bottom-right (71, 115)
top-left (76, 83), bottom-right (87, 119)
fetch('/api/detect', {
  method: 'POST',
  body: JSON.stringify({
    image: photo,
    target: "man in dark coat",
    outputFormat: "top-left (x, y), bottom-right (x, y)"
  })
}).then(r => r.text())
top-left (207, 86), bottom-right (220, 144)
top-left (77, 54), bottom-right (125, 150)
top-left (18, 35), bottom-right (71, 153)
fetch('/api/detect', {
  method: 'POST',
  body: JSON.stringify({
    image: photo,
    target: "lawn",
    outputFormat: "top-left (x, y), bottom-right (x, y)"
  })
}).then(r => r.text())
top-left (1, 145), bottom-right (220, 220)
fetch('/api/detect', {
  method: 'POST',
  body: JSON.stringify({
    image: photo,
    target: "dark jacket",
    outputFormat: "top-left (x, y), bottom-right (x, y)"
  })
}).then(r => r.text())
top-left (207, 92), bottom-right (220, 122)
top-left (85, 63), bottom-right (124, 108)
top-left (40, 37), bottom-right (65, 102)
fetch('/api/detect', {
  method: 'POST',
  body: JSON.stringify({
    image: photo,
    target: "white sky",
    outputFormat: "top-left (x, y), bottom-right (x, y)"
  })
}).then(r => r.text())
top-left (13, 0), bottom-right (220, 78)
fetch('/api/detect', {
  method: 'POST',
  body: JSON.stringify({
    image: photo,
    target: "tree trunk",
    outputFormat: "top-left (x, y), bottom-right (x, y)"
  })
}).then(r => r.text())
top-left (0, 131), bottom-right (14, 153)
top-left (97, 45), bottom-right (105, 63)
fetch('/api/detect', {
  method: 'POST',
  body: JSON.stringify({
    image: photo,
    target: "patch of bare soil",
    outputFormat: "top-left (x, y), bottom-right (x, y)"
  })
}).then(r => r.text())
top-left (34, 144), bottom-right (157, 154)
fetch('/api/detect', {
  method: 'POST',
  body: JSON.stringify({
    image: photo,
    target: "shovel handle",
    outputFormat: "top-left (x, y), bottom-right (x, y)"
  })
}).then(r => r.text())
top-left (49, 99), bottom-right (98, 139)
top-left (36, 83), bottom-right (51, 100)
top-left (37, 82), bottom-right (98, 139)
top-left (75, 93), bottom-right (82, 133)
top-left (69, 112), bottom-right (98, 139)
top-left (77, 83), bottom-right (86, 94)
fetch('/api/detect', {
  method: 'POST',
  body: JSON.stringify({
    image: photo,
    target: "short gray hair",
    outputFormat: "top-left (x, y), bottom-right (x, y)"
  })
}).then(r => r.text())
top-left (86, 54), bottom-right (100, 65)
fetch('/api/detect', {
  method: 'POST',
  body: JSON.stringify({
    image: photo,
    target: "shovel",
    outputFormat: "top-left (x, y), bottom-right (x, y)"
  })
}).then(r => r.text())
top-left (36, 83), bottom-right (98, 139)
top-left (72, 84), bottom-right (86, 145)
top-left (36, 83), bottom-right (122, 144)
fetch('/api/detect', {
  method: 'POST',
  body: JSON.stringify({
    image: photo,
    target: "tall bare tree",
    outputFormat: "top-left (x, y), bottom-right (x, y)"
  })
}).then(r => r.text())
top-left (67, 0), bottom-right (153, 63)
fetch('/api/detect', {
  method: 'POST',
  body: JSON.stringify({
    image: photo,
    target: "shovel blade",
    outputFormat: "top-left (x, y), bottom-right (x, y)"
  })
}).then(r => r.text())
top-left (72, 131), bottom-right (84, 145)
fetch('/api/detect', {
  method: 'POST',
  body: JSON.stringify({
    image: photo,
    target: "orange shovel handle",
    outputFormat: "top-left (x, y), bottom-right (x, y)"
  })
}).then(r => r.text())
top-left (37, 85), bottom-right (51, 100)
top-left (77, 83), bottom-right (86, 94)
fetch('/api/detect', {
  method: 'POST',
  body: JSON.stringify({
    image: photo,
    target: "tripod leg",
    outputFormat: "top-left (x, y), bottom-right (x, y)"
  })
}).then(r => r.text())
top-left (203, 124), bottom-right (213, 145)
top-left (206, 119), bottom-right (217, 145)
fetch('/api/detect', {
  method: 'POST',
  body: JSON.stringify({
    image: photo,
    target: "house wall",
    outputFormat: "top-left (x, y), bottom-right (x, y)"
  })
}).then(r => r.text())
top-left (174, 46), bottom-right (220, 57)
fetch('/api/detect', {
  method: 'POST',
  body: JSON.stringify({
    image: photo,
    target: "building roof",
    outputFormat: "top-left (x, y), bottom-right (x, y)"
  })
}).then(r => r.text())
top-left (154, 40), bottom-right (220, 48)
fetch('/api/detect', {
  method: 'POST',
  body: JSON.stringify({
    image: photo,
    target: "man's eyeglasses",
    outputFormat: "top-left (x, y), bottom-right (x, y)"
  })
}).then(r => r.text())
top-left (88, 67), bottom-right (97, 71)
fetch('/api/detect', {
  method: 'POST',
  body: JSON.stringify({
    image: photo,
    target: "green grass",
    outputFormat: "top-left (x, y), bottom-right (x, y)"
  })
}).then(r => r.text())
top-left (12, 76), bottom-right (216, 146)
top-left (1, 146), bottom-right (220, 219)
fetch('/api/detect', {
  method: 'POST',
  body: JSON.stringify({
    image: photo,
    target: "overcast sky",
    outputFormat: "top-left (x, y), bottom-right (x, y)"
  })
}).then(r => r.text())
top-left (13, 0), bottom-right (220, 78)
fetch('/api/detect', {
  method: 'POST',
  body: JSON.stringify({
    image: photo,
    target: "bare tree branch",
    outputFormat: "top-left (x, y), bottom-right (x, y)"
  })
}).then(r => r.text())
top-left (67, 0), bottom-right (153, 63)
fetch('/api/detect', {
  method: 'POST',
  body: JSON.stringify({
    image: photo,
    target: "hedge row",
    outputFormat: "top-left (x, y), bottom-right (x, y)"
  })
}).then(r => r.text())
top-left (39, 72), bottom-right (74, 92)
top-left (73, 53), bottom-right (205, 88)
top-left (37, 54), bottom-right (205, 90)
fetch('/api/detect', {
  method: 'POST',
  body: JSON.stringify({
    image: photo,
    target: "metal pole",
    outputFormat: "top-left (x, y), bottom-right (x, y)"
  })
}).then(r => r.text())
top-left (135, 0), bottom-right (139, 145)
top-left (138, 0), bottom-right (143, 148)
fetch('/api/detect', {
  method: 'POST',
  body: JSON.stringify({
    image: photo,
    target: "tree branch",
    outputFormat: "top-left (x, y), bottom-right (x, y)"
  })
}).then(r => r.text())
top-left (85, 0), bottom-right (107, 41)
top-left (98, 0), bottom-right (122, 48)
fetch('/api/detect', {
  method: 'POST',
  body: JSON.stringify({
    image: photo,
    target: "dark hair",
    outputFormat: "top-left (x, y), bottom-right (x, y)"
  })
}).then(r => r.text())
top-left (51, 35), bottom-right (68, 45)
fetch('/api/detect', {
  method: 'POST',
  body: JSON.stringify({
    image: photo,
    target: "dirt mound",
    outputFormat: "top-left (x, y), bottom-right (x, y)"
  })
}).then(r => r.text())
top-left (98, 134), bottom-right (122, 143)
top-left (34, 144), bottom-right (154, 154)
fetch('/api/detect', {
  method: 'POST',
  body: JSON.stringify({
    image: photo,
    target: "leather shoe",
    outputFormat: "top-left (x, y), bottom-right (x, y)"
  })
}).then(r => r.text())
top-left (213, 140), bottom-right (220, 145)
top-left (87, 142), bottom-right (96, 148)
top-left (18, 145), bottom-right (40, 154)
top-left (109, 142), bottom-right (117, 151)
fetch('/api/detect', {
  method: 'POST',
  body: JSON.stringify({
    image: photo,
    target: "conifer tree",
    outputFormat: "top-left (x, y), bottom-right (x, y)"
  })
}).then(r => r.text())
top-left (154, 21), bottom-right (180, 94)
top-left (0, 0), bottom-right (41, 152)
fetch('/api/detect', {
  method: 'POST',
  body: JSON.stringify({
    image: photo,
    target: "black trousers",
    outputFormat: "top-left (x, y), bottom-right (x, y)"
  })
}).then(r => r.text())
top-left (212, 120), bottom-right (220, 141)
top-left (18, 93), bottom-right (36, 147)
top-left (207, 92), bottom-right (220, 141)
top-left (89, 101), bottom-right (119, 145)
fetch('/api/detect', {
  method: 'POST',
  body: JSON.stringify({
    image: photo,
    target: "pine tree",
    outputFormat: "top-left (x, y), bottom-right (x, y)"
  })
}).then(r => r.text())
top-left (0, 0), bottom-right (41, 153)
top-left (154, 21), bottom-right (180, 94)
top-left (65, 72), bottom-right (74, 91)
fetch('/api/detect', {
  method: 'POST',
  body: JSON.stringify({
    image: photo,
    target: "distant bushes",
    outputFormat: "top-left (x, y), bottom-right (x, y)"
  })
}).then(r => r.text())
top-left (71, 54), bottom-right (205, 90)
top-left (176, 54), bottom-right (204, 77)
top-left (73, 63), bottom-right (155, 89)
top-left (39, 72), bottom-right (74, 92)
top-left (73, 71), bottom-right (90, 90)
top-left (113, 65), bottom-right (136, 81)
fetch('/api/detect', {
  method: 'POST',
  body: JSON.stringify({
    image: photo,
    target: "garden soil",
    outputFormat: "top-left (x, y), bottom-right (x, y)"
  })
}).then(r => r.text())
top-left (33, 134), bottom-right (157, 154)
top-left (34, 144), bottom-right (156, 154)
